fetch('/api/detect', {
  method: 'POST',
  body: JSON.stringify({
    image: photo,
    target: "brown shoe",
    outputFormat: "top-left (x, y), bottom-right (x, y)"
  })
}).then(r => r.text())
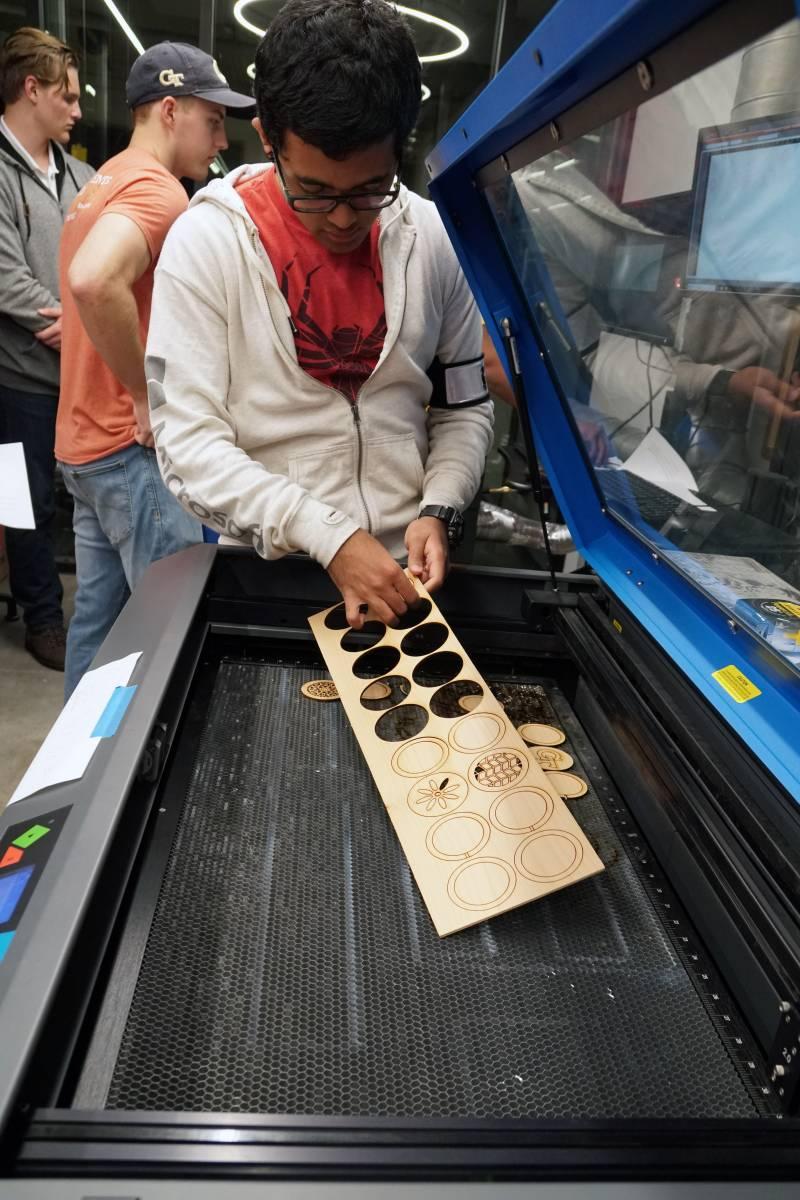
top-left (25, 624), bottom-right (66, 671)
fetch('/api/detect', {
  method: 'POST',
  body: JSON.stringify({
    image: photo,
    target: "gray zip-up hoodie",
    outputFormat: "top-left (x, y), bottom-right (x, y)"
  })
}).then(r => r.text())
top-left (0, 132), bottom-right (93, 394)
top-left (147, 164), bottom-right (493, 566)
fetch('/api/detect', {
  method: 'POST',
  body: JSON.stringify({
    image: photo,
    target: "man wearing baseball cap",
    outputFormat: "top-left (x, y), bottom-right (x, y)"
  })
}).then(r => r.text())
top-left (55, 43), bottom-right (253, 698)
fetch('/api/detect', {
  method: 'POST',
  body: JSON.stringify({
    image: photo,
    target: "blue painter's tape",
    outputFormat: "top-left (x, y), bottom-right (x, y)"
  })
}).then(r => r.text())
top-left (0, 931), bottom-right (15, 962)
top-left (92, 685), bottom-right (137, 738)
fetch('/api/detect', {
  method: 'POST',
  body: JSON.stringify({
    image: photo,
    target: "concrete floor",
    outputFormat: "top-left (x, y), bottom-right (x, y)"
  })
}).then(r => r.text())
top-left (0, 574), bottom-right (75, 809)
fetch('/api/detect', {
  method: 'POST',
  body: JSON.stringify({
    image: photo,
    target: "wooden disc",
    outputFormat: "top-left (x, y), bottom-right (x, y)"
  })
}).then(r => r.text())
top-left (545, 771), bottom-right (588, 798)
top-left (361, 680), bottom-right (392, 701)
top-left (531, 746), bottom-right (573, 772)
top-left (518, 722), bottom-right (565, 747)
top-left (300, 679), bottom-right (339, 701)
top-left (457, 692), bottom-right (482, 713)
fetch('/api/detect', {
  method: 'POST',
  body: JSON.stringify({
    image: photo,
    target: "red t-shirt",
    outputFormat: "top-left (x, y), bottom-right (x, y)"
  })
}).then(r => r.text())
top-left (237, 168), bottom-right (386, 404)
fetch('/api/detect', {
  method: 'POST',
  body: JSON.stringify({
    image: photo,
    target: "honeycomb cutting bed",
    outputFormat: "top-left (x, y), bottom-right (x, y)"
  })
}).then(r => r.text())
top-left (106, 658), bottom-right (762, 1119)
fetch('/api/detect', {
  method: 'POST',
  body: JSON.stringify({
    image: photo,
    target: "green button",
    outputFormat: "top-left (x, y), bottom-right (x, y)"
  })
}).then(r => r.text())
top-left (12, 824), bottom-right (49, 849)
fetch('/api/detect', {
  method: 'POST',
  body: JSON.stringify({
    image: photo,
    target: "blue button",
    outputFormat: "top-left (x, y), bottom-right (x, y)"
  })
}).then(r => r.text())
top-left (0, 931), bottom-right (15, 962)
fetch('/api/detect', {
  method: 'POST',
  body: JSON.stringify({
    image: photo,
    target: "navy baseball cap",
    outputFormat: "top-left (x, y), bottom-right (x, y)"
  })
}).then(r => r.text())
top-left (126, 42), bottom-right (255, 114)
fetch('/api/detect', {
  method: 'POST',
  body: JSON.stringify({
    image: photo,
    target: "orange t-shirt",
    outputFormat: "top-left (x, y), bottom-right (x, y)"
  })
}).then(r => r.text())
top-left (56, 148), bottom-right (188, 465)
top-left (237, 168), bottom-right (386, 404)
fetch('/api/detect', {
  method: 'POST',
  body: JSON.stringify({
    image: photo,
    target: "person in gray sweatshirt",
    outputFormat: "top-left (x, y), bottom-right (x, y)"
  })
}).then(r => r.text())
top-left (0, 27), bottom-right (93, 670)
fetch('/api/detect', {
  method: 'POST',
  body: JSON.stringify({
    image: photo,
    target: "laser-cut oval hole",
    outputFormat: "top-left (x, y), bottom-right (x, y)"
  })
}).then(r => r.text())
top-left (412, 651), bottom-right (463, 688)
top-left (353, 645), bottom-right (401, 679)
top-left (375, 704), bottom-right (429, 742)
top-left (324, 604), bottom-right (350, 630)
top-left (360, 675), bottom-right (411, 711)
top-left (393, 599), bottom-right (432, 629)
top-left (430, 679), bottom-right (483, 717)
top-left (340, 621), bottom-right (385, 652)
top-left (400, 622), bottom-right (449, 657)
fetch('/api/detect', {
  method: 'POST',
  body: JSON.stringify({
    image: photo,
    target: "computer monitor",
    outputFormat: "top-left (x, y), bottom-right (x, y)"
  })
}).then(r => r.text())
top-left (686, 114), bottom-right (800, 295)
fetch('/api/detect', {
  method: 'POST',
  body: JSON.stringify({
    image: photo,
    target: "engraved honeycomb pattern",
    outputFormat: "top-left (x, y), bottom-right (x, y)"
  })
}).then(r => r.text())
top-left (471, 749), bottom-right (525, 788)
top-left (303, 679), bottom-right (338, 699)
top-left (106, 662), bottom-right (760, 1120)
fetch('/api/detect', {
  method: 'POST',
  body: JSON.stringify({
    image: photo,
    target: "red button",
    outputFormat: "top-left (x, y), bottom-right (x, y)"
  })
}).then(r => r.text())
top-left (0, 846), bottom-right (23, 869)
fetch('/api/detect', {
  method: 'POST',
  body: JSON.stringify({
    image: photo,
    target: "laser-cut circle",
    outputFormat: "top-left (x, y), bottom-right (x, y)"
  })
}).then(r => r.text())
top-left (458, 692), bottom-right (481, 713)
top-left (449, 712), bottom-right (504, 753)
top-left (353, 645), bottom-right (401, 679)
top-left (412, 651), bottom-right (463, 688)
top-left (490, 787), bottom-right (553, 833)
top-left (360, 675), bottom-right (410, 711)
top-left (430, 679), bottom-right (483, 718)
top-left (400, 622), bottom-right (449, 657)
top-left (393, 599), bottom-right (432, 629)
top-left (518, 722), bottom-right (565, 746)
top-left (340, 621), bottom-right (386, 652)
top-left (514, 830), bottom-right (583, 882)
top-left (470, 747), bottom-right (527, 790)
top-left (447, 857), bottom-right (516, 911)
top-left (545, 771), bottom-right (588, 798)
top-left (324, 603), bottom-right (349, 630)
top-left (375, 703), bottom-right (429, 742)
top-left (300, 679), bottom-right (339, 701)
top-left (393, 737), bottom-right (448, 777)
top-left (360, 680), bottom-right (391, 701)
top-left (426, 812), bottom-right (490, 860)
top-left (406, 772), bottom-right (468, 816)
top-left (532, 746), bottom-right (573, 771)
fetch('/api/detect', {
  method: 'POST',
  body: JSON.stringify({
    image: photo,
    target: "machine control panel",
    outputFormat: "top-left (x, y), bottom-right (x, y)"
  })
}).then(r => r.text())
top-left (0, 807), bottom-right (70, 963)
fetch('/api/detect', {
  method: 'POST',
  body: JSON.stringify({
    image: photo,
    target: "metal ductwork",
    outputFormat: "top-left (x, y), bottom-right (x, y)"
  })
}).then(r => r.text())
top-left (477, 500), bottom-right (576, 551)
top-left (732, 18), bottom-right (800, 121)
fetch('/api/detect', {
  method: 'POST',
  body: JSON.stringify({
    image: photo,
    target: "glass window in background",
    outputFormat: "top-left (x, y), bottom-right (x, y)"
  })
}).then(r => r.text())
top-left (61, 0), bottom-right (201, 168)
top-left (1, 2), bottom-right (30, 46)
top-left (485, 18), bottom-right (800, 674)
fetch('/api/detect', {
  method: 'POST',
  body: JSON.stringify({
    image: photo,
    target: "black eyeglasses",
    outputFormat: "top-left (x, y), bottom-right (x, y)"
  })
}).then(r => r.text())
top-left (272, 149), bottom-right (401, 213)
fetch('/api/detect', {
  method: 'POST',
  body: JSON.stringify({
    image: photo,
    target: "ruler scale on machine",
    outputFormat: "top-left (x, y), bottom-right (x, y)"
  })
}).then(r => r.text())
top-left (308, 577), bottom-right (603, 936)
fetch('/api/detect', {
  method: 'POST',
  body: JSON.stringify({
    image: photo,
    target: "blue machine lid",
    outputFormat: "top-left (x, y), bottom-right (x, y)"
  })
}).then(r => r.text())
top-left (428, 0), bottom-right (800, 801)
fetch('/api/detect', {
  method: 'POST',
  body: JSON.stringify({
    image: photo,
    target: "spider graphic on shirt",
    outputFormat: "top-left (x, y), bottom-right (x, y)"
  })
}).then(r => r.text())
top-left (279, 261), bottom-right (387, 404)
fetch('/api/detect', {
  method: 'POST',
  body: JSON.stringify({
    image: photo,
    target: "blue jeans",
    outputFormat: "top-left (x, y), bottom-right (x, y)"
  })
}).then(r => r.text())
top-left (59, 442), bottom-right (202, 699)
top-left (0, 384), bottom-right (63, 629)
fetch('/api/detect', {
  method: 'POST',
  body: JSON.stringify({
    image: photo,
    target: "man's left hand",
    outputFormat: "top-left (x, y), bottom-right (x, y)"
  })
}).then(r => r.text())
top-left (405, 516), bottom-right (449, 592)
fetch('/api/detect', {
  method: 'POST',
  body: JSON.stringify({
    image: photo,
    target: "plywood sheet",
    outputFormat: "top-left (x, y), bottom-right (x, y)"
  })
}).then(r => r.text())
top-left (308, 578), bottom-right (604, 936)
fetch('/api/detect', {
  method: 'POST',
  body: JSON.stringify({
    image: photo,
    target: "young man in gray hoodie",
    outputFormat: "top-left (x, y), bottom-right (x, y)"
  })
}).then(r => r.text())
top-left (0, 27), bottom-right (93, 669)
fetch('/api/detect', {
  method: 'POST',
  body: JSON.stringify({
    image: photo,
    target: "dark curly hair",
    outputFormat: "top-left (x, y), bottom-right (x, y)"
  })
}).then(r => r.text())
top-left (253, 0), bottom-right (421, 159)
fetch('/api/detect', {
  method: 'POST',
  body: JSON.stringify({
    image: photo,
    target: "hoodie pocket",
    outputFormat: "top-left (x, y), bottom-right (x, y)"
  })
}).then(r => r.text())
top-left (288, 440), bottom-right (359, 520)
top-left (363, 432), bottom-right (425, 536)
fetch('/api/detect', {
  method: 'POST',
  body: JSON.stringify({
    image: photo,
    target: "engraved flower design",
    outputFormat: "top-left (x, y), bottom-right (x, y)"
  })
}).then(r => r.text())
top-left (414, 776), bottom-right (462, 813)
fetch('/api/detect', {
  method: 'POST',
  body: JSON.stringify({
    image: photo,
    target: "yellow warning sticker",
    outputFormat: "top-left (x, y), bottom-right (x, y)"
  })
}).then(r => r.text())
top-left (712, 665), bottom-right (762, 704)
top-left (612, 619), bottom-right (622, 633)
top-left (772, 601), bottom-right (800, 618)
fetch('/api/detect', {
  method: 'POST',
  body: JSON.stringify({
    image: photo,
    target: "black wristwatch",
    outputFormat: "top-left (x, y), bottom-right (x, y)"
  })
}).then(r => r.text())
top-left (419, 504), bottom-right (464, 548)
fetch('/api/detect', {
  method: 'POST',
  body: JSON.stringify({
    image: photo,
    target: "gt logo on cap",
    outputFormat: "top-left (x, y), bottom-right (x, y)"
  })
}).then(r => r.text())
top-left (159, 68), bottom-right (185, 87)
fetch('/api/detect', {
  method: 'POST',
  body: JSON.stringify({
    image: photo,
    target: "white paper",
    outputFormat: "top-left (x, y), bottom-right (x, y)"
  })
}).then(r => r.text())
top-left (0, 442), bottom-right (35, 529)
top-left (623, 428), bottom-right (714, 510)
top-left (7, 652), bottom-right (142, 806)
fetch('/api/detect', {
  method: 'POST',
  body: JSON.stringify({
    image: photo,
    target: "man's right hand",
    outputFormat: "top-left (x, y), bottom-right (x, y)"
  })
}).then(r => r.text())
top-left (728, 366), bottom-right (800, 418)
top-left (133, 392), bottom-right (154, 448)
top-left (35, 306), bottom-right (63, 351)
top-left (327, 529), bottom-right (419, 628)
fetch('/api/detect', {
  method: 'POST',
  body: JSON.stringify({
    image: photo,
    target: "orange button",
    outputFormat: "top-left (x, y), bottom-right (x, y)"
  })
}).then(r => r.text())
top-left (0, 846), bottom-right (23, 870)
